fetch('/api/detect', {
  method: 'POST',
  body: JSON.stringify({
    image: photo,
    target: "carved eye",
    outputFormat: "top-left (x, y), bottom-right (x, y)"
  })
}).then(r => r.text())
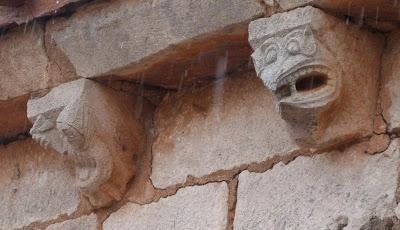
top-left (286, 39), bottom-right (300, 54)
top-left (264, 47), bottom-right (278, 65)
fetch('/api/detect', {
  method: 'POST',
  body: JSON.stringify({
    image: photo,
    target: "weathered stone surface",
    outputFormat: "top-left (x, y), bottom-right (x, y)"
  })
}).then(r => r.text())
top-left (365, 134), bottom-right (390, 154)
top-left (0, 0), bottom-right (24, 7)
top-left (45, 214), bottom-right (98, 230)
top-left (0, 95), bottom-right (31, 142)
top-left (266, 0), bottom-right (400, 24)
top-left (103, 182), bottom-right (228, 230)
top-left (249, 6), bottom-right (383, 146)
top-left (48, 0), bottom-right (263, 88)
top-left (0, 26), bottom-right (48, 101)
top-left (382, 31), bottom-right (400, 133)
top-left (0, 25), bottom-right (76, 139)
top-left (0, 139), bottom-right (86, 229)
top-left (27, 79), bottom-right (146, 208)
top-left (151, 71), bottom-right (300, 188)
top-left (234, 140), bottom-right (400, 230)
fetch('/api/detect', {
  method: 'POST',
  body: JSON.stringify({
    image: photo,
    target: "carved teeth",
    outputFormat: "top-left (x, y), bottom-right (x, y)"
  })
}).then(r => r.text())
top-left (287, 66), bottom-right (330, 81)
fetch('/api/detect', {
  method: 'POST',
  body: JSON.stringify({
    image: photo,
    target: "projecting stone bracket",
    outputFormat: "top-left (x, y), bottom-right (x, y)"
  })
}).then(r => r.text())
top-left (27, 79), bottom-right (145, 208)
top-left (249, 6), bottom-right (382, 146)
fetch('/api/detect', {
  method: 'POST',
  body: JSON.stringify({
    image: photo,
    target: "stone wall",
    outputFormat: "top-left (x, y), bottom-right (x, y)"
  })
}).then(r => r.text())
top-left (1, 0), bottom-right (400, 229)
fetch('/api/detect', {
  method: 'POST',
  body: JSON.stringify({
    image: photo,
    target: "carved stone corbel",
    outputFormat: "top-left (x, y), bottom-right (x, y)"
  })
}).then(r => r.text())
top-left (249, 6), bottom-right (344, 146)
top-left (27, 79), bottom-right (145, 207)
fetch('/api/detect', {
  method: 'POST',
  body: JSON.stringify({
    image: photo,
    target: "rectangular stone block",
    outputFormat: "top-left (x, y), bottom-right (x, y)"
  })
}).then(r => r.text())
top-left (234, 140), bottom-right (400, 229)
top-left (0, 26), bottom-right (48, 101)
top-left (151, 71), bottom-right (300, 188)
top-left (103, 182), bottom-right (228, 230)
top-left (0, 139), bottom-right (86, 229)
top-left (47, 0), bottom-right (263, 88)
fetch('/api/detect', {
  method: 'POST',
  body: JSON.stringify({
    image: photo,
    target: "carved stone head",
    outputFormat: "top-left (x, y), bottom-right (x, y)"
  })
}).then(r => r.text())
top-left (249, 6), bottom-right (343, 145)
top-left (28, 79), bottom-right (145, 208)
top-left (29, 100), bottom-right (89, 155)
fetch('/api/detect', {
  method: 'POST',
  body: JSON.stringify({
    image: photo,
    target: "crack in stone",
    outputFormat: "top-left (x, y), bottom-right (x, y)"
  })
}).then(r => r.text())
top-left (226, 176), bottom-right (238, 230)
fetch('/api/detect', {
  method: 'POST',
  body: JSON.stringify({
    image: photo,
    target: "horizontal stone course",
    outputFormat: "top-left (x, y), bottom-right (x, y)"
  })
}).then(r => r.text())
top-left (103, 182), bottom-right (228, 230)
top-left (48, 0), bottom-right (264, 87)
top-left (151, 71), bottom-right (300, 188)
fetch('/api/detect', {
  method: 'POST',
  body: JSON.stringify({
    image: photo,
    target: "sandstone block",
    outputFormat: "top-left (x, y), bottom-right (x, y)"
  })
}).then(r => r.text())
top-left (0, 139), bottom-right (85, 229)
top-left (47, 0), bottom-right (263, 88)
top-left (103, 182), bottom-right (228, 230)
top-left (249, 6), bottom-right (383, 146)
top-left (0, 26), bottom-right (48, 101)
top-left (234, 140), bottom-right (400, 229)
top-left (45, 214), bottom-right (98, 230)
top-left (27, 79), bottom-right (146, 208)
top-left (151, 71), bottom-right (300, 188)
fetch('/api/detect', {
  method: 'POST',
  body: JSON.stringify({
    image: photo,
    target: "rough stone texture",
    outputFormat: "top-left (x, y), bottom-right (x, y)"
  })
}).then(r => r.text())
top-left (249, 6), bottom-right (383, 146)
top-left (267, 0), bottom-right (400, 23)
top-left (47, 0), bottom-right (263, 88)
top-left (0, 139), bottom-right (86, 229)
top-left (234, 140), bottom-right (400, 230)
top-left (151, 71), bottom-right (300, 189)
top-left (382, 31), bottom-right (400, 133)
top-left (103, 182), bottom-right (228, 230)
top-left (45, 214), bottom-right (98, 230)
top-left (0, 0), bottom-right (82, 27)
top-left (365, 134), bottom-right (390, 154)
top-left (0, 26), bottom-right (48, 101)
top-left (151, 51), bottom-right (381, 188)
top-left (0, 24), bottom-right (76, 140)
top-left (0, 0), bottom-right (24, 7)
top-left (360, 216), bottom-right (400, 230)
top-left (0, 95), bottom-right (31, 142)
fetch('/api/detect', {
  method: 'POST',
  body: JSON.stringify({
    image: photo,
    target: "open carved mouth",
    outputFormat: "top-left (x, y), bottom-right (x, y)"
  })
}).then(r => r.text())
top-left (75, 155), bottom-right (96, 182)
top-left (275, 65), bottom-right (338, 108)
